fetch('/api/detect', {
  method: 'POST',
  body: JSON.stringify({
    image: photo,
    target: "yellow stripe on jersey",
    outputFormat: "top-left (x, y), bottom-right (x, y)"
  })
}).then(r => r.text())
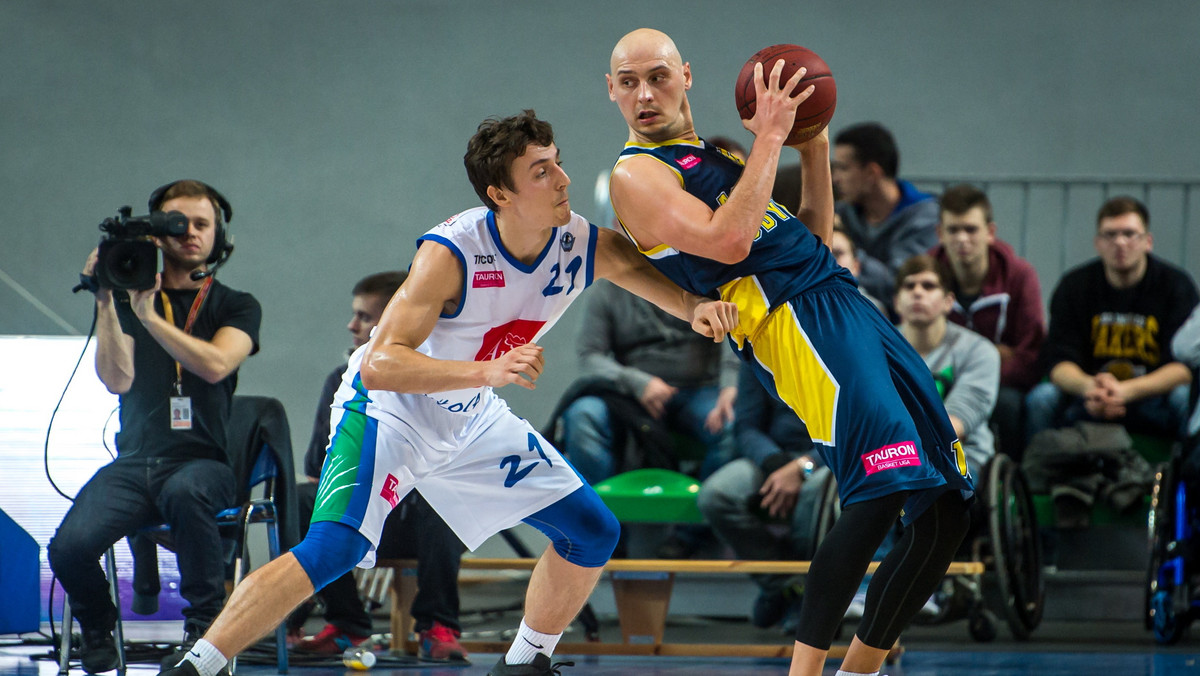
top-left (715, 274), bottom-right (840, 444)
top-left (622, 139), bottom-right (704, 150)
top-left (718, 276), bottom-right (839, 445)
top-left (717, 276), bottom-right (770, 350)
top-left (753, 305), bottom-right (840, 445)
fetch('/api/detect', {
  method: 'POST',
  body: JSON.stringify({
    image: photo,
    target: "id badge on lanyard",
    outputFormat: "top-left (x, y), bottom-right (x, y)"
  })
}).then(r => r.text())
top-left (161, 278), bottom-right (212, 431)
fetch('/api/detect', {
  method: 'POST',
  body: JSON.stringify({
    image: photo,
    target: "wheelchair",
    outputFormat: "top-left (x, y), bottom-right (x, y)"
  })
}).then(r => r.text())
top-left (1145, 452), bottom-right (1200, 644)
top-left (803, 453), bottom-right (1044, 641)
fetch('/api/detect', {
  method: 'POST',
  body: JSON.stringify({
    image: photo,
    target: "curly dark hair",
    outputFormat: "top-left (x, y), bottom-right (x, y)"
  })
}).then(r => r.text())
top-left (464, 110), bottom-right (555, 211)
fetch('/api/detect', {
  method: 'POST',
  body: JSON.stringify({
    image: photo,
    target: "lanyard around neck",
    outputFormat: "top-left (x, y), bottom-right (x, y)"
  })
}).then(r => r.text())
top-left (160, 277), bottom-right (214, 395)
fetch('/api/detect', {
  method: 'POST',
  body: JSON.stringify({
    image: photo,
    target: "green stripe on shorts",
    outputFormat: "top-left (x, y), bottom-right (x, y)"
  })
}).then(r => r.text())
top-left (312, 407), bottom-right (369, 524)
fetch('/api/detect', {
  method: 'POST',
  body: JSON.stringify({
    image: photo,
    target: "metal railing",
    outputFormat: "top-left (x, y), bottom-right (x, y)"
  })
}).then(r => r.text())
top-left (908, 176), bottom-right (1200, 297)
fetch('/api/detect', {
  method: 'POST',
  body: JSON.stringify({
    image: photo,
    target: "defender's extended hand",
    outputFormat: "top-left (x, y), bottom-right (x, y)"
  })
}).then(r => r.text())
top-left (691, 300), bottom-right (739, 343)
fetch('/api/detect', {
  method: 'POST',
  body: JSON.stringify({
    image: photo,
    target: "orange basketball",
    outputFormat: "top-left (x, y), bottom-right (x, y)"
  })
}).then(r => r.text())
top-left (734, 44), bottom-right (837, 145)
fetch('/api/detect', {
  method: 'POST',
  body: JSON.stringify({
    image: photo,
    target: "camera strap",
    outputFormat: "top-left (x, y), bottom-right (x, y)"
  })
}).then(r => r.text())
top-left (159, 276), bottom-right (214, 397)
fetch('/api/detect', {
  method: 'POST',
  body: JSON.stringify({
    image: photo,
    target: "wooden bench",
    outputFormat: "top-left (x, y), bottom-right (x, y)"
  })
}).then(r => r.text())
top-left (377, 556), bottom-right (984, 659)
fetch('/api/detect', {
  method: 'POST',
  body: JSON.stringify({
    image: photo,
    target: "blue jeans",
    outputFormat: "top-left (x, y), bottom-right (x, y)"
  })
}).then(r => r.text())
top-left (560, 387), bottom-right (730, 484)
top-left (1025, 381), bottom-right (1190, 441)
top-left (47, 457), bottom-right (236, 633)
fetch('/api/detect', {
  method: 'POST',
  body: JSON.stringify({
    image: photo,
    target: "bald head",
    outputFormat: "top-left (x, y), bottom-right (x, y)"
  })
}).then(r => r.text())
top-left (610, 28), bottom-right (683, 73)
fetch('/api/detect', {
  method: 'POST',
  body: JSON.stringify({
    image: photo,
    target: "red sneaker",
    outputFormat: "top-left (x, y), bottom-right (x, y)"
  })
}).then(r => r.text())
top-left (295, 623), bottom-right (369, 654)
top-left (417, 622), bottom-right (468, 661)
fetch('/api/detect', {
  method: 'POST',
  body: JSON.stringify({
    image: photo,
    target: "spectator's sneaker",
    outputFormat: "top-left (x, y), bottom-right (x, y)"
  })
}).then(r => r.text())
top-left (418, 622), bottom-right (468, 661)
top-left (295, 623), bottom-right (369, 654)
top-left (487, 653), bottom-right (575, 675)
top-left (751, 580), bottom-right (803, 629)
top-left (80, 628), bottom-right (119, 674)
top-left (285, 627), bottom-right (305, 648)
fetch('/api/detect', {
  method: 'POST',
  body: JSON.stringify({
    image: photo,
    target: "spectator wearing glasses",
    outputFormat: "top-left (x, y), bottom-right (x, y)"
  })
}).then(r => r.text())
top-left (1026, 196), bottom-right (1198, 440)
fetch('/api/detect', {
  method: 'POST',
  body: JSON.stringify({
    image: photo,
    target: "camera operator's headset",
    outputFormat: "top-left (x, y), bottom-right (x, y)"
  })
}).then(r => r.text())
top-left (148, 180), bottom-right (234, 281)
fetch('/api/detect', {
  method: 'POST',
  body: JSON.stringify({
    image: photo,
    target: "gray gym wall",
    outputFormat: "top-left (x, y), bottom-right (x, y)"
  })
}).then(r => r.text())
top-left (3, 1), bottom-right (1198, 465)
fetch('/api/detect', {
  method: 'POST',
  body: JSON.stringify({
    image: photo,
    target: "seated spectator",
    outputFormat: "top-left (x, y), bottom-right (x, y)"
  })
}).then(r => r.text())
top-left (829, 219), bottom-right (886, 313)
top-left (50, 180), bottom-right (260, 673)
top-left (930, 184), bottom-right (1045, 460)
top-left (833, 122), bottom-right (940, 306)
top-left (1026, 196), bottom-right (1198, 441)
top-left (894, 255), bottom-right (1000, 477)
top-left (696, 361), bottom-right (817, 630)
top-left (289, 271), bottom-right (467, 662)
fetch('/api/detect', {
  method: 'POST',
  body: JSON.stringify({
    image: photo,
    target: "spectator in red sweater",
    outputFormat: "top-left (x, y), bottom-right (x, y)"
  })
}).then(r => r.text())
top-left (930, 184), bottom-right (1046, 460)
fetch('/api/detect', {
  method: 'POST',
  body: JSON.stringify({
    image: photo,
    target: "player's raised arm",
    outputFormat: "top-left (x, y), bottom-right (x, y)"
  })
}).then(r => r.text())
top-left (791, 127), bottom-right (834, 243)
top-left (593, 227), bottom-right (737, 342)
top-left (360, 240), bottom-right (544, 393)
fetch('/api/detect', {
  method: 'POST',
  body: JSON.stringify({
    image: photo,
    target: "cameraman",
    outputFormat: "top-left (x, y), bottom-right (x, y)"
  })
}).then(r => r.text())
top-left (49, 180), bottom-right (261, 675)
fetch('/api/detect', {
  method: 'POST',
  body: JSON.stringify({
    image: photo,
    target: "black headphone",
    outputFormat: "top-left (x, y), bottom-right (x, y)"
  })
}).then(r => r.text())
top-left (148, 180), bottom-right (234, 279)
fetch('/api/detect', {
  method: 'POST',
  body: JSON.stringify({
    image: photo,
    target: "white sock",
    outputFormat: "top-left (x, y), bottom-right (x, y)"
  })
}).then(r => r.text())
top-left (179, 638), bottom-right (228, 676)
top-left (835, 670), bottom-right (879, 676)
top-left (504, 618), bottom-right (562, 665)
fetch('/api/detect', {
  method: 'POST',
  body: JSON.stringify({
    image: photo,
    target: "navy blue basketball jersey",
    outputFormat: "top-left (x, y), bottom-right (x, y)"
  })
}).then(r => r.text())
top-left (613, 138), bottom-right (853, 309)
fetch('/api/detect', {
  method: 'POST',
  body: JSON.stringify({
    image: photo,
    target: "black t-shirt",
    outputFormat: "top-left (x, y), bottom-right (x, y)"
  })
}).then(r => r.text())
top-left (1044, 255), bottom-right (1199, 378)
top-left (114, 279), bottom-right (262, 462)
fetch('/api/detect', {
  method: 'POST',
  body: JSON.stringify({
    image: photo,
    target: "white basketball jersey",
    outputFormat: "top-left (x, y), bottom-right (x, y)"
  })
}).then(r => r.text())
top-left (343, 206), bottom-right (598, 425)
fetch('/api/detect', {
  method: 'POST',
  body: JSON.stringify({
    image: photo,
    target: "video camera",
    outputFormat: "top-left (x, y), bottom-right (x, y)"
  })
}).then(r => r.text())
top-left (92, 206), bottom-right (188, 291)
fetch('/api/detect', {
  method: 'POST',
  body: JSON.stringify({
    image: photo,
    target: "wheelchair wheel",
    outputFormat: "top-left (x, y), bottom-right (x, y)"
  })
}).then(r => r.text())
top-left (1146, 460), bottom-right (1192, 644)
top-left (1145, 462), bottom-right (1172, 631)
top-left (985, 454), bottom-right (1044, 639)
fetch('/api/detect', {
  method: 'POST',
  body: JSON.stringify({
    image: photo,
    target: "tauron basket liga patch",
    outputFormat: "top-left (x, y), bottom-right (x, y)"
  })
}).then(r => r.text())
top-left (473, 270), bottom-right (505, 288)
top-left (862, 441), bottom-right (921, 475)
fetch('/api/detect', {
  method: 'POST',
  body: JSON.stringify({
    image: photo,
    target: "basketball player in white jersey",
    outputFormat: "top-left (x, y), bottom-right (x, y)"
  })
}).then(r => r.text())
top-left (158, 110), bottom-right (737, 676)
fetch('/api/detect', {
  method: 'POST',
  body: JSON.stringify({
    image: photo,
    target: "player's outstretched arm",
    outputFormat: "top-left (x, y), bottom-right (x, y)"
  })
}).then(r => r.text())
top-left (611, 60), bottom-right (812, 265)
top-left (790, 127), bottom-right (833, 243)
top-left (594, 227), bottom-right (737, 342)
top-left (360, 241), bottom-right (545, 393)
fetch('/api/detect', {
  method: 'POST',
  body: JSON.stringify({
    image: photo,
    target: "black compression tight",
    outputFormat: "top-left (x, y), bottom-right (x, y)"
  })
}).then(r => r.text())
top-left (794, 489), bottom-right (970, 650)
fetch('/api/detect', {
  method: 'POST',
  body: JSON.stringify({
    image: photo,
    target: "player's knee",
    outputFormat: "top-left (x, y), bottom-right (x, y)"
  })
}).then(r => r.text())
top-left (525, 486), bottom-right (620, 568)
top-left (290, 520), bottom-right (371, 591)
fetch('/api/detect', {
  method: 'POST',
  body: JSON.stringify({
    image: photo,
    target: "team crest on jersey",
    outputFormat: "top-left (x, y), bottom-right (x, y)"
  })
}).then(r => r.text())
top-left (475, 319), bottom-right (546, 361)
top-left (676, 154), bottom-right (701, 170)
top-left (560, 231), bottom-right (575, 252)
top-left (473, 270), bottom-right (505, 288)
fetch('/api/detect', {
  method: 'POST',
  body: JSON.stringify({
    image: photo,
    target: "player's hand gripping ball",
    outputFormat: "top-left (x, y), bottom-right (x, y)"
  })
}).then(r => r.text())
top-left (735, 44), bottom-right (836, 145)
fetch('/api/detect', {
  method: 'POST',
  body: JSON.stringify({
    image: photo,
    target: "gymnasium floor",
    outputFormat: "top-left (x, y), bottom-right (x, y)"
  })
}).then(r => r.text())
top-left (5, 615), bottom-right (1198, 676)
